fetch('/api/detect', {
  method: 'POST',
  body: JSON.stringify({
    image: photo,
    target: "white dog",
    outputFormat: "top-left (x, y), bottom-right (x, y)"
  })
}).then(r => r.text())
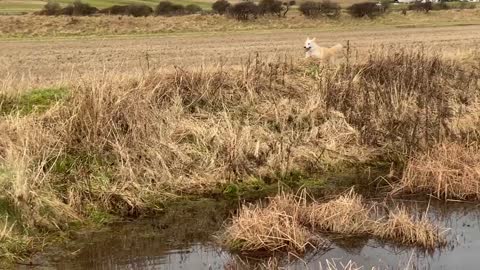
top-left (304, 37), bottom-right (343, 64)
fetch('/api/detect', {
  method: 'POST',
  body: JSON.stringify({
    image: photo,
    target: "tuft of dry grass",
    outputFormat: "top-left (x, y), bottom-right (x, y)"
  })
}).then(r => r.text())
top-left (376, 207), bottom-right (447, 248)
top-left (304, 190), bottom-right (374, 235)
top-left (303, 190), bottom-right (446, 248)
top-left (393, 143), bottom-right (480, 200)
top-left (223, 189), bottom-right (446, 252)
top-left (222, 193), bottom-right (322, 253)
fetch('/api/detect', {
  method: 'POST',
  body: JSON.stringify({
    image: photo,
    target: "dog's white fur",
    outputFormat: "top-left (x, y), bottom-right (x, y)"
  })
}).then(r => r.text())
top-left (304, 37), bottom-right (343, 64)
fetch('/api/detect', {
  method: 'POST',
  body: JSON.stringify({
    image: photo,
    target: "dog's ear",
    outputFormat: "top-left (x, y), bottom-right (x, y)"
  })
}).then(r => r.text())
top-left (306, 37), bottom-right (310, 41)
top-left (312, 38), bottom-right (316, 41)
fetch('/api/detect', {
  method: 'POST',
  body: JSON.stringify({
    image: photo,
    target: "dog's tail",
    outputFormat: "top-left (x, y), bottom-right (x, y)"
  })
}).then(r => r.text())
top-left (330, 43), bottom-right (343, 53)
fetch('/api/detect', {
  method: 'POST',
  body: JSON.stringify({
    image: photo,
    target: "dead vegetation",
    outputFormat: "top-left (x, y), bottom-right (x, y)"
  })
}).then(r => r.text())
top-left (222, 195), bottom-right (321, 253)
top-left (303, 190), bottom-right (374, 235)
top-left (0, 46), bottom-right (478, 263)
top-left (222, 189), bottom-right (446, 252)
top-left (393, 143), bottom-right (480, 200)
top-left (1, 9), bottom-right (480, 38)
top-left (376, 207), bottom-right (445, 248)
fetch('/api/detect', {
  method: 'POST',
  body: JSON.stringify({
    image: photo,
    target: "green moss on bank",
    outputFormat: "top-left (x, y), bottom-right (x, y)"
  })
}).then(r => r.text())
top-left (0, 87), bottom-right (67, 116)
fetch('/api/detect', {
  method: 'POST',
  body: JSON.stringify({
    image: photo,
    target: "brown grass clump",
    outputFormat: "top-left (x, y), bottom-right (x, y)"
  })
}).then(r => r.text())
top-left (223, 190), bottom-right (446, 252)
top-left (393, 143), bottom-right (480, 200)
top-left (222, 193), bottom-right (320, 253)
top-left (376, 207), bottom-right (447, 248)
top-left (304, 190), bottom-right (374, 235)
top-left (320, 46), bottom-right (480, 155)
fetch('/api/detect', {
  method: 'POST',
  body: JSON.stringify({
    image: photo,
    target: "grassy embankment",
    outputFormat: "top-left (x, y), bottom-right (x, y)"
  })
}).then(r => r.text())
top-left (1, 45), bottom-right (479, 267)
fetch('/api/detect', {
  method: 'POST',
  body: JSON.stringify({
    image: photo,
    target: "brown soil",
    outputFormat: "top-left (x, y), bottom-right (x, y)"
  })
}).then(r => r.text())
top-left (2, 24), bottom-right (479, 84)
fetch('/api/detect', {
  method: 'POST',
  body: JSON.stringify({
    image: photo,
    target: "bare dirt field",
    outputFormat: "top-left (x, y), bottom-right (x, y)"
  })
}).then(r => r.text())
top-left (2, 24), bottom-right (480, 85)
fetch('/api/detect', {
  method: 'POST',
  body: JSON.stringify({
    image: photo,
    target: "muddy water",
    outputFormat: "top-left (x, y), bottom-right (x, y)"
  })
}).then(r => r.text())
top-left (19, 198), bottom-right (480, 270)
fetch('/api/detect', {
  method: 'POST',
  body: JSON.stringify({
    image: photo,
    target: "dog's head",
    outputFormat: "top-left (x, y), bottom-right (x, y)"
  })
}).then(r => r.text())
top-left (304, 37), bottom-right (315, 51)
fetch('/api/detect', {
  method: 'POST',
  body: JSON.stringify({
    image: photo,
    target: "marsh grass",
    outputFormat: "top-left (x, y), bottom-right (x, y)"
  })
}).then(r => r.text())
top-left (376, 207), bottom-right (447, 248)
top-left (303, 189), bottom-right (375, 235)
top-left (222, 197), bottom-right (321, 253)
top-left (222, 189), bottom-right (446, 252)
top-left (393, 143), bottom-right (480, 200)
top-left (0, 46), bottom-right (477, 262)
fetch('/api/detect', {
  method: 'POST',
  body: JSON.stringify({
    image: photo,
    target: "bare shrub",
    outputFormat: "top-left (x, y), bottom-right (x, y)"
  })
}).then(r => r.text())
top-left (228, 2), bottom-right (259, 20)
top-left (37, 1), bottom-right (61, 16)
top-left (99, 5), bottom-right (129, 15)
top-left (212, 0), bottom-right (231, 14)
top-left (347, 2), bottom-right (384, 18)
top-left (60, 0), bottom-right (98, 16)
top-left (299, 1), bottom-right (341, 19)
top-left (155, 1), bottom-right (186, 16)
top-left (258, 0), bottom-right (284, 17)
top-left (409, 1), bottom-right (433, 13)
top-left (125, 4), bottom-right (154, 17)
top-left (185, 4), bottom-right (203, 14)
top-left (100, 4), bottom-right (153, 17)
top-left (281, 0), bottom-right (296, 17)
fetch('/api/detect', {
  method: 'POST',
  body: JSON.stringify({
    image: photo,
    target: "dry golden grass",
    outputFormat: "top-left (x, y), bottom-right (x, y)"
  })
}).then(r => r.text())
top-left (1, 46), bottom-right (477, 263)
top-left (305, 191), bottom-right (446, 248)
top-left (393, 143), bottom-right (480, 200)
top-left (304, 190), bottom-right (374, 235)
top-left (222, 189), bottom-right (446, 252)
top-left (222, 193), bottom-right (321, 253)
top-left (376, 207), bottom-right (447, 248)
top-left (1, 9), bottom-right (480, 38)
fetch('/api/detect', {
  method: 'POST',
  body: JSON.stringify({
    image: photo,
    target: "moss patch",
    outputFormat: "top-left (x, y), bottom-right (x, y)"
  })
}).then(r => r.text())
top-left (0, 87), bottom-right (67, 116)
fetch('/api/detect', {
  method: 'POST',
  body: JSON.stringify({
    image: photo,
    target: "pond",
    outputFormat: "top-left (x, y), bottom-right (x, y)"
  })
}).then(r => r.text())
top-left (18, 197), bottom-right (480, 270)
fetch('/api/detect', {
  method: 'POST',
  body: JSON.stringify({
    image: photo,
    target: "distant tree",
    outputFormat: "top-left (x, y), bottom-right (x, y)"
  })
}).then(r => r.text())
top-left (258, 0), bottom-right (283, 17)
top-left (299, 1), bottom-right (341, 18)
top-left (42, 1), bottom-right (61, 16)
top-left (125, 4), bottom-right (154, 17)
top-left (185, 4), bottom-right (203, 14)
top-left (347, 2), bottom-right (384, 18)
top-left (212, 0), bottom-right (231, 15)
top-left (155, 1), bottom-right (186, 16)
top-left (228, 1), bottom-right (259, 20)
top-left (281, 1), bottom-right (296, 17)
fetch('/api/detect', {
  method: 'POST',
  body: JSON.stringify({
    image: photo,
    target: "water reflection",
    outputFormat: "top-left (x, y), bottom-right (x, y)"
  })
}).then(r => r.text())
top-left (23, 200), bottom-right (480, 270)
